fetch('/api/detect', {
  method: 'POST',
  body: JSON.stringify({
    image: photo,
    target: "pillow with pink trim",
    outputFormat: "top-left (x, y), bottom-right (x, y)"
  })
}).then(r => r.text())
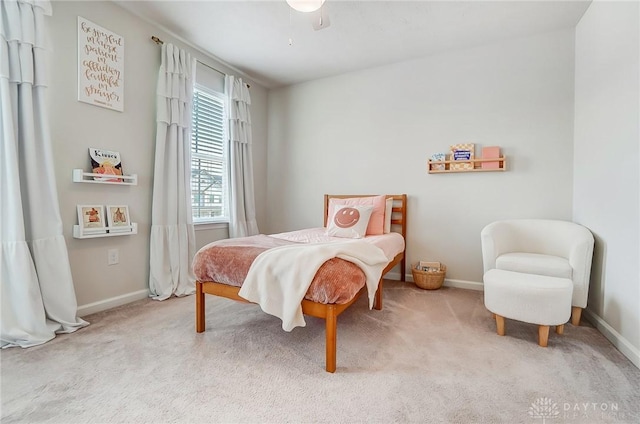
top-left (326, 205), bottom-right (374, 239)
top-left (327, 195), bottom-right (386, 235)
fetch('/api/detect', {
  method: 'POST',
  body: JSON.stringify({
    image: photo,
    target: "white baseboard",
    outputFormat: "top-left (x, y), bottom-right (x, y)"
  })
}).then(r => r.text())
top-left (77, 289), bottom-right (149, 318)
top-left (583, 309), bottom-right (640, 369)
top-left (388, 270), bottom-right (484, 291)
top-left (385, 270), bottom-right (403, 281)
top-left (442, 278), bottom-right (484, 291)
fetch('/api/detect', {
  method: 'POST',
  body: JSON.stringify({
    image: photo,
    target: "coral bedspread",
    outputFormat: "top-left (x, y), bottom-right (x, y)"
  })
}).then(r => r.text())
top-left (192, 229), bottom-right (404, 305)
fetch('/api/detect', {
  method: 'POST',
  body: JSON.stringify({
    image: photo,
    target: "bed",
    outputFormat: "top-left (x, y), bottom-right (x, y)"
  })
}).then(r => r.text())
top-left (193, 194), bottom-right (407, 372)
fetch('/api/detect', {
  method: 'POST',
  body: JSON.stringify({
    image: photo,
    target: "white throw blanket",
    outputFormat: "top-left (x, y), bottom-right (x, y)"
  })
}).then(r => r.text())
top-left (238, 240), bottom-right (389, 331)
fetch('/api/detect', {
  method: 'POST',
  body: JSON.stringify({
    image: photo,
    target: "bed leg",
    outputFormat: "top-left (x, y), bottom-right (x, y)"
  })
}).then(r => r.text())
top-left (325, 305), bottom-right (337, 373)
top-left (196, 281), bottom-right (205, 333)
top-left (374, 279), bottom-right (383, 310)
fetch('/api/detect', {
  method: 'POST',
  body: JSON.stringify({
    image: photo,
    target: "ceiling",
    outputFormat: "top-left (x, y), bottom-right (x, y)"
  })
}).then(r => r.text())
top-left (116, 0), bottom-right (592, 88)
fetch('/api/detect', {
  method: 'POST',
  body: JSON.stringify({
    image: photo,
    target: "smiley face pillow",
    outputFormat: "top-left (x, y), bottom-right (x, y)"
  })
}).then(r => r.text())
top-left (326, 205), bottom-right (374, 238)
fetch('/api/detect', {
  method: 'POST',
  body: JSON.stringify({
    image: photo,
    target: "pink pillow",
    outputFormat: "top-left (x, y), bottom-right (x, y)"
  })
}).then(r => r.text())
top-left (327, 195), bottom-right (386, 235)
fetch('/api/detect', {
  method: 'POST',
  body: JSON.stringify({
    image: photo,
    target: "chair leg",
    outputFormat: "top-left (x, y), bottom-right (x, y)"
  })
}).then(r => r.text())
top-left (538, 325), bottom-right (550, 347)
top-left (571, 307), bottom-right (582, 326)
top-left (495, 315), bottom-right (505, 336)
top-left (555, 324), bottom-right (564, 335)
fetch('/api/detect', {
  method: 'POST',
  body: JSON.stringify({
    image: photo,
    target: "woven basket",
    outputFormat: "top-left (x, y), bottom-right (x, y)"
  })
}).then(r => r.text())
top-left (411, 263), bottom-right (446, 290)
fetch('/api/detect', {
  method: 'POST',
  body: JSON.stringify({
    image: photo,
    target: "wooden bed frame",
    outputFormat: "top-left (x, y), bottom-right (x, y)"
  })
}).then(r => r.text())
top-left (195, 194), bottom-right (407, 372)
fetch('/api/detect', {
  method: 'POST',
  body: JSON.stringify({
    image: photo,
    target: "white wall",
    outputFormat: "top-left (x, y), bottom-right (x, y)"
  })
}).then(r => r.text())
top-left (48, 1), bottom-right (268, 315)
top-left (267, 29), bottom-right (576, 284)
top-left (574, 0), bottom-right (640, 367)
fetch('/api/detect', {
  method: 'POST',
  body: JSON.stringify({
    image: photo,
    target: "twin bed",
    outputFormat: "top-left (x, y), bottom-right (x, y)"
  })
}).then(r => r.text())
top-left (193, 194), bottom-right (407, 372)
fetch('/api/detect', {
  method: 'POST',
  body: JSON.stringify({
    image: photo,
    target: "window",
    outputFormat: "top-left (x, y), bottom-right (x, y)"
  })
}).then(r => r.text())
top-left (191, 85), bottom-right (228, 223)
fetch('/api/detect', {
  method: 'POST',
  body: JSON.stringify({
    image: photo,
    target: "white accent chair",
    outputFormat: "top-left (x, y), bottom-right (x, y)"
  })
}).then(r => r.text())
top-left (481, 220), bottom-right (595, 344)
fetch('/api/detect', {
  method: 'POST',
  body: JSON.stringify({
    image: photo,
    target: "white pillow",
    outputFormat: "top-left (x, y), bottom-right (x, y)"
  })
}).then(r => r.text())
top-left (326, 205), bottom-right (374, 239)
top-left (384, 197), bottom-right (393, 234)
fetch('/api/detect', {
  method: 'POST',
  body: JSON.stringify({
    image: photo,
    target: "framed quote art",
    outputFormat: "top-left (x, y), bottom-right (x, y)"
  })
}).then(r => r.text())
top-left (78, 16), bottom-right (124, 112)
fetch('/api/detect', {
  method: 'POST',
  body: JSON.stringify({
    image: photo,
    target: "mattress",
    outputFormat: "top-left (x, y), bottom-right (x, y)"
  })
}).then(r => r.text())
top-left (193, 228), bottom-right (405, 305)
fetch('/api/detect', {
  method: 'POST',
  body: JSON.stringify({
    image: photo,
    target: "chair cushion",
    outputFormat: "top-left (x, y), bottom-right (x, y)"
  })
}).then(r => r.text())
top-left (496, 253), bottom-right (572, 279)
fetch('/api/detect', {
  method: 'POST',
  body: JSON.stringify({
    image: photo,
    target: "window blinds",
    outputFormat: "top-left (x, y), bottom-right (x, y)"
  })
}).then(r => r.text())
top-left (191, 88), bottom-right (227, 220)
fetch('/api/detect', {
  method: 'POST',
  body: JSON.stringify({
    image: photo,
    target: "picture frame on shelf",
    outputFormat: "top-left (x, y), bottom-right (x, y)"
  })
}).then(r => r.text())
top-left (106, 205), bottom-right (131, 233)
top-left (77, 205), bottom-right (106, 235)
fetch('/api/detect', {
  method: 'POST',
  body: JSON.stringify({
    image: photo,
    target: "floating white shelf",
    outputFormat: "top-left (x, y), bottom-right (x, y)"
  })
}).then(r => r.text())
top-left (72, 169), bottom-right (138, 185)
top-left (73, 223), bottom-right (138, 239)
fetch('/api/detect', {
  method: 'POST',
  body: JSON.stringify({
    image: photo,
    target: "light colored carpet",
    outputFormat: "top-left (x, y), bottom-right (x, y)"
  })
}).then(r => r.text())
top-left (1, 281), bottom-right (639, 424)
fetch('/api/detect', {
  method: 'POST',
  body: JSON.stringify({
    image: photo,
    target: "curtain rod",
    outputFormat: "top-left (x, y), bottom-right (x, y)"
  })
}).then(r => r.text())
top-left (151, 35), bottom-right (249, 88)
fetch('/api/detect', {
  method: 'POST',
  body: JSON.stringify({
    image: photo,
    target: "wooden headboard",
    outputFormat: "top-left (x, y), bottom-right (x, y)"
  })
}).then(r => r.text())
top-left (323, 194), bottom-right (408, 240)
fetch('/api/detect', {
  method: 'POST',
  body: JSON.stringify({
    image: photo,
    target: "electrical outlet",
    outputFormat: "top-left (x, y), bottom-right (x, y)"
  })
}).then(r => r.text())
top-left (108, 248), bottom-right (119, 265)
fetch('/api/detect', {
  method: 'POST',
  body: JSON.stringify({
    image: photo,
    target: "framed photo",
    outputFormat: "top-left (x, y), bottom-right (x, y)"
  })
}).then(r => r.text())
top-left (106, 205), bottom-right (131, 232)
top-left (77, 205), bottom-right (106, 235)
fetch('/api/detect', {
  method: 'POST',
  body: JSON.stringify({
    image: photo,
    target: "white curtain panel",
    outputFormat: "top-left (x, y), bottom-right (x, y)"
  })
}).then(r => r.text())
top-left (226, 75), bottom-right (259, 238)
top-left (149, 43), bottom-right (196, 301)
top-left (0, 0), bottom-right (88, 347)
